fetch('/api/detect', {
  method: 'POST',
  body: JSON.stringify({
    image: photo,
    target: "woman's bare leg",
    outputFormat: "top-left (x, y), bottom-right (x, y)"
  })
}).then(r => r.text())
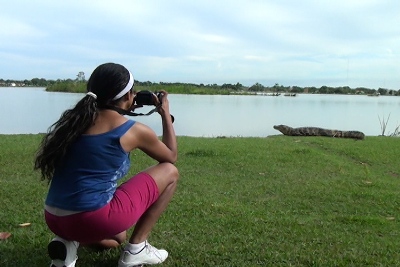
top-left (129, 162), bottom-right (179, 243)
top-left (82, 231), bottom-right (127, 249)
top-left (82, 163), bottom-right (178, 249)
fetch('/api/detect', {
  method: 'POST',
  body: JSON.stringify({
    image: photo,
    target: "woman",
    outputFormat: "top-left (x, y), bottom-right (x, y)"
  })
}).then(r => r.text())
top-left (35, 62), bottom-right (179, 267)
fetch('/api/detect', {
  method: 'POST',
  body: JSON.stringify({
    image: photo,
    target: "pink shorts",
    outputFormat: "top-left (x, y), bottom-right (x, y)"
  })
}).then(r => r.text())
top-left (45, 172), bottom-right (159, 243)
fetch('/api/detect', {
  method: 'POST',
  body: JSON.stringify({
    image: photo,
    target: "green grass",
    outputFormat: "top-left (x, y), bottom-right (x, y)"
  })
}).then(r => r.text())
top-left (0, 135), bottom-right (399, 266)
top-left (46, 82), bottom-right (248, 95)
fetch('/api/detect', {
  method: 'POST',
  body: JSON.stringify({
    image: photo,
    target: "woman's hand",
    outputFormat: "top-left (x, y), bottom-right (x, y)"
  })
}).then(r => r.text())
top-left (155, 90), bottom-right (171, 119)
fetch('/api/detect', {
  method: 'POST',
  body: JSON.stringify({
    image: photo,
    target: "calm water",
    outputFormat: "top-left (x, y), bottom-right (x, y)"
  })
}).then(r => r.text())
top-left (1, 87), bottom-right (399, 137)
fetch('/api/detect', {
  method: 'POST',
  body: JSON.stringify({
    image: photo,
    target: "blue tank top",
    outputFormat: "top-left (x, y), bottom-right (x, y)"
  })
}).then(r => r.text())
top-left (45, 120), bottom-right (135, 211)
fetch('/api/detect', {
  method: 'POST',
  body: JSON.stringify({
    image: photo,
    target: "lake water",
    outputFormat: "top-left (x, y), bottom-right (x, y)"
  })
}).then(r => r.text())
top-left (1, 87), bottom-right (399, 137)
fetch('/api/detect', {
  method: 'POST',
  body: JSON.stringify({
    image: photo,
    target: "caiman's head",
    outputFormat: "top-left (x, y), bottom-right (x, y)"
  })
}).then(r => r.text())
top-left (273, 125), bottom-right (290, 135)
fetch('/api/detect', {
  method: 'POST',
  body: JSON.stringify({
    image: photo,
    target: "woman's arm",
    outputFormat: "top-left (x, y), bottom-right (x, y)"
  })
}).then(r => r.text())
top-left (157, 91), bottom-right (177, 160)
top-left (134, 122), bottom-right (177, 164)
top-left (121, 91), bottom-right (177, 163)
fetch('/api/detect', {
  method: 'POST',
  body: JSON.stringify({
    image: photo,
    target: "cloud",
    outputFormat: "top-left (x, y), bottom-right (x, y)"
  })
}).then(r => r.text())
top-left (0, 16), bottom-right (46, 42)
top-left (0, 0), bottom-right (399, 88)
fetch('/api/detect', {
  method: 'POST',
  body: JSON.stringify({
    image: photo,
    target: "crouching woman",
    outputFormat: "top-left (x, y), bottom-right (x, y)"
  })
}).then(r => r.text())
top-left (34, 62), bottom-right (179, 267)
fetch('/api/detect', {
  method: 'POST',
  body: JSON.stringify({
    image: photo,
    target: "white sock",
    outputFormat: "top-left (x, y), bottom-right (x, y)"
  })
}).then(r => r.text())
top-left (125, 241), bottom-right (146, 254)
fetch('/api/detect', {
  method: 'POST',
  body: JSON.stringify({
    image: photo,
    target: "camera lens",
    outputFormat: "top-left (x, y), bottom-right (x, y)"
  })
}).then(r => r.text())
top-left (135, 91), bottom-right (154, 105)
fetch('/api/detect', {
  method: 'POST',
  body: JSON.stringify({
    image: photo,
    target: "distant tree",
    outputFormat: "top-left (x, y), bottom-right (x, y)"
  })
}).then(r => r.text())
top-left (76, 71), bottom-right (85, 82)
top-left (221, 83), bottom-right (233, 89)
top-left (336, 86), bottom-right (351, 94)
top-left (137, 81), bottom-right (153, 86)
top-left (272, 83), bottom-right (280, 92)
top-left (248, 82), bottom-right (264, 92)
top-left (319, 86), bottom-right (329, 94)
top-left (221, 83), bottom-right (242, 90)
top-left (378, 88), bottom-right (388, 95)
top-left (291, 86), bottom-right (303, 93)
top-left (310, 87), bottom-right (318, 93)
top-left (368, 89), bottom-right (377, 95)
top-left (332, 87), bottom-right (344, 94)
top-left (210, 84), bottom-right (218, 88)
top-left (31, 78), bottom-right (40, 86)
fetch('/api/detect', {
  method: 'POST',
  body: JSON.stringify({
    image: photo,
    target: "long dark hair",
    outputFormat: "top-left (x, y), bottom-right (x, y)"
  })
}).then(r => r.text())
top-left (34, 63), bottom-right (131, 181)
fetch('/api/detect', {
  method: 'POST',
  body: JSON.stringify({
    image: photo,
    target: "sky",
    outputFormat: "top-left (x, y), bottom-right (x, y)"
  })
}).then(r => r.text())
top-left (1, 0), bottom-right (399, 89)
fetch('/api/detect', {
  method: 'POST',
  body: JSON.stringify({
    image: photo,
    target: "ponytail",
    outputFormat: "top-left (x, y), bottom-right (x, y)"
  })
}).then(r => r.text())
top-left (34, 95), bottom-right (97, 181)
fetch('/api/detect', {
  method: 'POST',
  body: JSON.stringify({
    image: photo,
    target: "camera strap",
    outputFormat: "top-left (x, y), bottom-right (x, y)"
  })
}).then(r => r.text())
top-left (103, 105), bottom-right (175, 123)
top-left (103, 105), bottom-right (158, 117)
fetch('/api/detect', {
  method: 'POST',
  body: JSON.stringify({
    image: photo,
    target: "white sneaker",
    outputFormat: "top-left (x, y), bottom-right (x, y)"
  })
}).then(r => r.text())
top-left (48, 236), bottom-right (79, 267)
top-left (118, 241), bottom-right (168, 267)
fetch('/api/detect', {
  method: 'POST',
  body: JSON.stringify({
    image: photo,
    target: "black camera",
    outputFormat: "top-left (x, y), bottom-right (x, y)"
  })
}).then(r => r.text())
top-left (131, 90), bottom-right (174, 123)
top-left (134, 90), bottom-right (162, 106)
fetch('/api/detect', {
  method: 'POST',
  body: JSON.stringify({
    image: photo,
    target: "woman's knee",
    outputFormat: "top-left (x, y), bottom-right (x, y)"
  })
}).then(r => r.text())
top-left (165, 163), bottom-right (179, 183)
top-left (145, 162), bottom-right (179, 186)
top-left (157, 162), bottom-right (179, 185)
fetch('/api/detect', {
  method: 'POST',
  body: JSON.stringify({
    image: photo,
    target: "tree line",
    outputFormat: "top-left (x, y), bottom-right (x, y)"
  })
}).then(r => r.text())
top-left (1, 77), bottom-right (399, 96)
top-left (247, 83), bottom-right (400, 96)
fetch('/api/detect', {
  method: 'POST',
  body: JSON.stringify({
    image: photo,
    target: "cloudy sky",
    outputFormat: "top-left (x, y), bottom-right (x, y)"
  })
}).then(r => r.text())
top-left (1, 0), bottom-right (399, 89)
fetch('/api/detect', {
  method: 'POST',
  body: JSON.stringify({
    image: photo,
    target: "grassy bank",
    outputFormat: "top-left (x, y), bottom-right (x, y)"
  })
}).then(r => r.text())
top-left (0, 135), bottom-right (399, 266)
top-left (46, 82), bottom-right (246, 95)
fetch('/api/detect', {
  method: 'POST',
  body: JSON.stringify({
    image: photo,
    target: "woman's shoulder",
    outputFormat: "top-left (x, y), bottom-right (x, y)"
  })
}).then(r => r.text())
top-left (120, 121), bottom-right (158, 152)
top-left (84, 111), bottom-right (135, 135)
top-left (129, 121), bottom-right (156, 136)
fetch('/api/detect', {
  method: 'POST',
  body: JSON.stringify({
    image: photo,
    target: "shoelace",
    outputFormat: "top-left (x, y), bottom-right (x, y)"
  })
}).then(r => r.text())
top-left (144, 244), bottom-right (163, 260)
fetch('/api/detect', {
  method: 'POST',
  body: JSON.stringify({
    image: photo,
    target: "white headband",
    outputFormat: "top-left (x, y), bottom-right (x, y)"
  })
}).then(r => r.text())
top-left (112, 71), bottom-right (134, 100)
